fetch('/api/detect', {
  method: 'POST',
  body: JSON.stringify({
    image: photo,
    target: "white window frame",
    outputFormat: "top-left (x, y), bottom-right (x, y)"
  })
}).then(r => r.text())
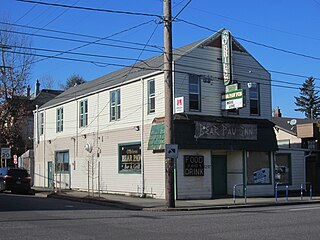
top-left (79, 99), bottom-right (88, 128)
top-left (56, 107), bottom-right (63, 133)
top-left (148, 79), bottom-right (155, 114)
top-left (189, 74), bottom-right (201, 111)
top-left (110, 89), bottom-right (121, 121)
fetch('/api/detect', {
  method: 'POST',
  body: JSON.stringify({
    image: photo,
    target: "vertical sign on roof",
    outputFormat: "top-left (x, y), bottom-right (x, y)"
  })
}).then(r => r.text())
top-left (221, 30), bottom-right (233, 86)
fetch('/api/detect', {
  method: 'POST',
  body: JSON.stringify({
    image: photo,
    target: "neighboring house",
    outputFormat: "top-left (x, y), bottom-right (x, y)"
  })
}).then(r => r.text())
top-left (272, 108), bottom-right (320, 194)
top-left (34, 29), bottom-right (278, 199)
top-left (19, 81), bottom-right (63, 184)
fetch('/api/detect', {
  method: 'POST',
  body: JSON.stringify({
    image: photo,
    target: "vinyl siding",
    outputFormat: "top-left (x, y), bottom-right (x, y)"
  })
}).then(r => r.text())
top-left (174, 46), bottom-right (272, 119)
top-left (176, 149), bottom-right (212, 199)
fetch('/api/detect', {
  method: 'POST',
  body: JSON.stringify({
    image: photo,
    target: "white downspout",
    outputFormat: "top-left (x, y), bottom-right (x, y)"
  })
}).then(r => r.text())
top-left (141, 78), bottom-right (145, 197)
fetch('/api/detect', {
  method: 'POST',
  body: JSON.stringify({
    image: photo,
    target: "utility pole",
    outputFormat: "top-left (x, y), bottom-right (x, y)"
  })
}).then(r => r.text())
top-left (163, 0), bottom-right (175, 208)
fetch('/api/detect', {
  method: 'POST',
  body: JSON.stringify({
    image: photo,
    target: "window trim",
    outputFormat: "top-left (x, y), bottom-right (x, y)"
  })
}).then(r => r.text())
top-left (56, 107), bottom-right (63, 133)
top-left (55, 150), bottom-right (69, 173)
top-left (110, 89), bottom-right (121, 121)
top-left (147, 79), bottom-right (155, 114)
top-left (246, 151), bottom-right (272, 186)
top-left (249, 82), bottom-right (260, 115)
top-left (275, 153), bottom-right (292, 185)
top-left (79, 99), bottom-right (88, 128)
top-left (189, 74), bottom-right (201, 111)
top-left (40, 112), bottom-right (44, 135)
top-left (118, 142), bottom-right (141, 174)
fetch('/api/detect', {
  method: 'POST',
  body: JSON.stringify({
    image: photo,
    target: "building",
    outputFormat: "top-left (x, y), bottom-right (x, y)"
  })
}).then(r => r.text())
top-left (34, 29), bottom-right (278, 199)
top-left (272, 108), bottom-right (320, 194)
top-left (19, 81), bottom-right (63, 184)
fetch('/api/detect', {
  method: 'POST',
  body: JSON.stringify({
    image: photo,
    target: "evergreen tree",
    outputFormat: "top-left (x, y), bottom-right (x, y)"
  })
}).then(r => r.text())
top-left (294, 77), bottom-right (320, 119)
top-left (64, 74), bottom-right (86, 90)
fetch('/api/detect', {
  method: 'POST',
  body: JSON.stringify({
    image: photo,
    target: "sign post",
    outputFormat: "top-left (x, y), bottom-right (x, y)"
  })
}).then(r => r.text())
top-left (1, 147), bottom-right (11, 167)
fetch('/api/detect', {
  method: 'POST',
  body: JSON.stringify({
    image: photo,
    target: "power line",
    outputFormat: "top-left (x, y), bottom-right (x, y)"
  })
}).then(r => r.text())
top-left (2, 21), bottom-right (320, 81)
top-left (173, 0), bottom-right (192, 20)
top-left (17, 0), bottom-right (163, 18)
top-left (0, 21), bottom-right (164, 51)
top-left (176, 18), bottom-right (320, 62)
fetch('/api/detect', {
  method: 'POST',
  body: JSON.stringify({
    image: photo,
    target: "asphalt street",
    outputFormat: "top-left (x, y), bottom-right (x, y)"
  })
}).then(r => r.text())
top-left (0, 192), bottom-right (319, 240)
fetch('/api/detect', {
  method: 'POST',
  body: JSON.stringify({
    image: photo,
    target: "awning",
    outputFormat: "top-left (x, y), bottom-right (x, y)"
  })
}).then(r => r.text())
top-left (173, 114), bottom-right (278, 152)
top-left (147, 124), bottom-right (165, 150)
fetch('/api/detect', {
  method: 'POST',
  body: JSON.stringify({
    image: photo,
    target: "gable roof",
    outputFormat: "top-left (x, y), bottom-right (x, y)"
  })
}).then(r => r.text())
top-left (272, 117), bottom-right (318, 135)
top-left (41, 29), bottom-right (255, 109)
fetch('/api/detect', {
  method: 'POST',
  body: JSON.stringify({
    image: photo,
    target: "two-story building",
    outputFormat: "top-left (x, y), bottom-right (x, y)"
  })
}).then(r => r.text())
top-left (272, 108), bottom-right (320, 194)
top-left (34, 29), bottom-right (278, 199)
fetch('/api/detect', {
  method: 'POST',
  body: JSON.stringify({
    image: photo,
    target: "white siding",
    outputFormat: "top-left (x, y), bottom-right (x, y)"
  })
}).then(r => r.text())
top-left (176, 150), bottom-right (212, 199)
top-left (174, 46), bottom-right (272, 119)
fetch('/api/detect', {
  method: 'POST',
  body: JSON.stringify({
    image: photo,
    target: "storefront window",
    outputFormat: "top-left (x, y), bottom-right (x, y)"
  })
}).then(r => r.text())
top-left (246, 151), bottom-right (271, 185)
top-left (119, 143), bottom-right (141, 173)
top-left (275, 153), bottom-right (291, 184)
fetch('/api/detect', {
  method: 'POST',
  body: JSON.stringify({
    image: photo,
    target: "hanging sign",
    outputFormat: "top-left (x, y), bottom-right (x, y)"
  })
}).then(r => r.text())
top-left (221, 30), bottom-right (233, 86)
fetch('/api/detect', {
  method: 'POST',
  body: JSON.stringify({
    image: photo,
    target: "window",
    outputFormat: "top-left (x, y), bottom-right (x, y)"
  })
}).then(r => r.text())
top-left (148, 79), bottom-right (155, 114)
top-left (110, 89), bottom-right (121, 121)
top-left (79, 99), bottom-right (88, 127)
top-left (189, 74), bottom-right (200, 111)
top-left (249, 82), bottom-right (260, 115)
top-left (246, 151), bottom-right (271, 185)
top-left (56, 107), bottom-right (63, 133)
top-left (119, 143), bottom-right (141, 173)
top-left (275, 153), bottom-right (291, 185)
top-left (55, 150), bottom-right (69, 172)
top-left (40, 112), bottom-right (44, 135)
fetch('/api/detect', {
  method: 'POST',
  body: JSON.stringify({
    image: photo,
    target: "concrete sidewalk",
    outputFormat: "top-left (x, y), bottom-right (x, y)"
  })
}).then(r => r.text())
top-left (34, 187), bottom-right (320, 211)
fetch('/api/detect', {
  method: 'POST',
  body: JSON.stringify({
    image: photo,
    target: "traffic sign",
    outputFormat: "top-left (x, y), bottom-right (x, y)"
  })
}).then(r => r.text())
top-left (165, 144), bottom-right (178, 159)
top-left (13, 155), bottom-right (17, 165)
top-left (1, 147), bottom-right (11, 159)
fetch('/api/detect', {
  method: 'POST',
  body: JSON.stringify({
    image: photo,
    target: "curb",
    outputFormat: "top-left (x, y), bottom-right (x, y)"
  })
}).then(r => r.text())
top-left (47, 193), bottom-right (143, 210)
top-left (45, 192), bottom-right (320, 212)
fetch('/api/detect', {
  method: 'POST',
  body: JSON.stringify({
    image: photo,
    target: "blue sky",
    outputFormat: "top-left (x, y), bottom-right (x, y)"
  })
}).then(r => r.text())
top-left (2, 0), bottom-right (320, 118)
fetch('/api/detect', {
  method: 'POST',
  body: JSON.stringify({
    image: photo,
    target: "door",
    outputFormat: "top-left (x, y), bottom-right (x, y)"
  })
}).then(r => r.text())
top-left (212, 155), bottom-right (227, 197)
top-left (48, 161), bottom-right (53, 188)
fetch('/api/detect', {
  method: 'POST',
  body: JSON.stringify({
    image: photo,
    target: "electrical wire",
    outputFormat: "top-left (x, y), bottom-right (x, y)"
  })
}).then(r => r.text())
top-left (17, 0), bottom-right (163, 18)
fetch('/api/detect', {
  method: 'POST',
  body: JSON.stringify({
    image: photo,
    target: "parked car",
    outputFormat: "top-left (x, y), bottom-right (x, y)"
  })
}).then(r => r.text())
top-left (0, 168), bottom-right (31, 194)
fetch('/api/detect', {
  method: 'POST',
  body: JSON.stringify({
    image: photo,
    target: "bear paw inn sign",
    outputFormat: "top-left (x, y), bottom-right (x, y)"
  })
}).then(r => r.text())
top-left (195, 121), bottom-right (257, 140)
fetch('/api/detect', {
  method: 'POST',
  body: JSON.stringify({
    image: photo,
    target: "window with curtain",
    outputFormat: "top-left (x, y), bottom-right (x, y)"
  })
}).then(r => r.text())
top-left (55, 150), bottom-right (69, 172)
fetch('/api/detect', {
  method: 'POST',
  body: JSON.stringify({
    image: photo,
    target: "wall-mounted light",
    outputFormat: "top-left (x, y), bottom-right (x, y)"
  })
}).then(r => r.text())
top-left (83, 134), bottom-right (86, 139)
top-left (71, 137), bottom-right (75, 141)
top-left (48, 140), bottom-right (51, 144)
top-left (134, 126), bottom-right (140, 131)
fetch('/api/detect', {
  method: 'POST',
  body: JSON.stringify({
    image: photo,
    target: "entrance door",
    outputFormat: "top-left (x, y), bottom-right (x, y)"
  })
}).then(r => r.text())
top-left (212, 155), bottom-right (227, 197)
top-left (48, 161), bottom-right (53, 188)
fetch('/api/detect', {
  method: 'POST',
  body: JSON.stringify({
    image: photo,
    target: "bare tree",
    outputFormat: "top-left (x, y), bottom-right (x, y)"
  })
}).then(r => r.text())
top-left (0, 19), bottom-right (34, 155)
top-left (39, 73), bottom-right (55, 89)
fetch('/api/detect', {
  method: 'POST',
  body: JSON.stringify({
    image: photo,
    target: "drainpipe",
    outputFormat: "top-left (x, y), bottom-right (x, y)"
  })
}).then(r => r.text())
top-left (140, 78), bottom-right (145, 197)
top-left (304, 150), bottom-right (312, 183)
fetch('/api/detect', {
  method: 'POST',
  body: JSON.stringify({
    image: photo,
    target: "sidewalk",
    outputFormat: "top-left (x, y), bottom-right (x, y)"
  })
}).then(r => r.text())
top-left (34, 187), bottom-right (320, 211)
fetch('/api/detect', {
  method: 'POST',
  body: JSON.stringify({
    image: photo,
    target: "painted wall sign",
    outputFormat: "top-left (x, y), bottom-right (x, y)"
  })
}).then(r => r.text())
top-left (221, 30), bottom-right (233, 86)
top-left (119, 144), bottom-right (141, 172)
top-left (195, 121), bottom-right (257, 140)
top-left (184, 155), bottom-right (204, 176)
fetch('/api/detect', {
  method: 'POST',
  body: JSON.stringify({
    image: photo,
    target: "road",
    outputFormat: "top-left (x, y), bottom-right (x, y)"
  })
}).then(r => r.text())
top-left (0, 192), bottom-right (319, 240)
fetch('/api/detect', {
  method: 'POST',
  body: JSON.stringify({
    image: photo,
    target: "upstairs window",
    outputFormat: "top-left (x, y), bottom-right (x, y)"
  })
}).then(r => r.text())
top-left (148, 79), bottom-right (155, 114)
top-left (189, 74), bottom-right (200, 111)
top-left (79, 99), bottom-right (88, 128)
top-left (40, 112), bottom-right (44, 135)
top-left (249, 82), bottom-right (260, 115)
top-left (56, 107), bottom-right (63, 133)
top-left (110, 89), bottom-right (121, 121)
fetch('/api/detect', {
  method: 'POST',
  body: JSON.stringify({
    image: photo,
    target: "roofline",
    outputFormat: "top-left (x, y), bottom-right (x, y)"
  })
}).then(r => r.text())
top-left (37, 70), bottom-right (163, 111)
